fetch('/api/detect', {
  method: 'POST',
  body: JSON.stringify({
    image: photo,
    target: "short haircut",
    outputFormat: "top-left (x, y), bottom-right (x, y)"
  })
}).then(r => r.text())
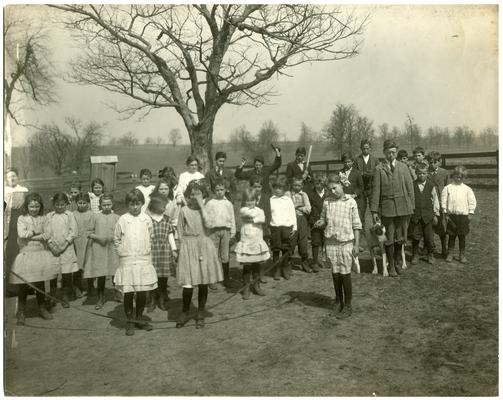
top-left (383, 139), bottom-right (397, 151)
top-left (341, 152), bottom-right (354, 162)
top-left (90, 178), bottom-right (105, 190)
top-left (452, 165), bottom-right (468, 179)
top-left (427, 151), bottom-right (442, 162)
top-left (327, 176), bottom-right (343, 186)
top-left (186, 155), bottom-right (199, 166)
top-left (215, 151), bottom-right (226, 160)
top-left (397, 149), bottom-right (409, 159)
top-left (254, 155), bottom-right (265, 165)
top-left (69, 180), bottom-right (82, 190)
top-left (148, 193), bottom-right (167, 213)
top-left (241, 188), bottom-right (259, 206)
top-left (295, 147), bottom-right (306, 156)
top-left (100, 193), bottom-right (114, 204)
top-left (413, 146), bottom-right (425, 155)
top-left (360, 139), bottom-right (371, 148)
top-left (415, 162), bottom-right (429, 172)
top-left (139, 168), bottom-right (152, 178)
top-left (291, 176), bottom-right (304, 185)
top-left (184, 179), bottom-right (208, 199)
top-left (213, 177), bottom-right (226, 189)
top-left (249, 175), bottom-right (263, 186)
top-left (52, 192), bottom-right (69, 205)
top-left (75, 192), bottom-right (90, 203)
top-left (125, 188), bottom-right (145, 205)
top-left (21, 192), bottom-right (44, 216)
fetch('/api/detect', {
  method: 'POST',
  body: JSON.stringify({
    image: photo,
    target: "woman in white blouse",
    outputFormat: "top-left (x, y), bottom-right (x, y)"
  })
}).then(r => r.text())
top-left (174, 156), bottom-right (205, 204)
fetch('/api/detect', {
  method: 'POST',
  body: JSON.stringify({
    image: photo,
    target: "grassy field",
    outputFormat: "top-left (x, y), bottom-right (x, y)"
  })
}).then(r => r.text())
top-left (4, 188), bottom-right (497, 396)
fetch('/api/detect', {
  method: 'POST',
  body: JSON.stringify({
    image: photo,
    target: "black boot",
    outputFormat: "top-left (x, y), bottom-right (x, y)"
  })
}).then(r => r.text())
top-left (222, 262), bottom-right (231, 287)
top-left (196, 285), bottom-right (208, 329)
top-left (331, 273), bottom-right (343, 316)
top-left (176, 288), bottom-right (193, 328)
top-left (337, 274), bottom-right (353, 319)
top-left (135, 292), bottom-right (153, 331)
top-left (394, 242), bottom-right (403, 275)
top-left (385, 245), bottom-right (397, 277)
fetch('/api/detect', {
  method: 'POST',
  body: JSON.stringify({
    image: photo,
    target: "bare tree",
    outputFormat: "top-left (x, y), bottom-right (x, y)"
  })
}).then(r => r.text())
top-left (144, 137), bottom-right (155, 144)
top-left (155, 136), bottom-right (165, 145)
top-left (64, 117), bottom-right (104, 173)
top-left (117, 132), bottom-right (139, 147)
top-left (4, 7), bottom-right (57, 169)
top-left (298, 122), bottom-right (315, 148)
top-left (168, 128), bottom-right (182, 147)
top-left (50, 5), bottom-right (367, 171)
top-left (28, 117), bottom-right (103, 175)
top-left (229, 125), bottom-right (254, 154)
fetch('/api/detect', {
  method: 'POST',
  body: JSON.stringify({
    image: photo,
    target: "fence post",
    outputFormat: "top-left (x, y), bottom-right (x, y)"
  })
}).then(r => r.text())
top-left (441, 155), bottom-right (446, 168)
top-left (326, 161), bottom-right (330, 175)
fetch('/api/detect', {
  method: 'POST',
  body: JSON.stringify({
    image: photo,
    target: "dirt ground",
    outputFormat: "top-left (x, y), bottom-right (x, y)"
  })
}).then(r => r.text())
top-left (4, 189), bottom-right (498, 396)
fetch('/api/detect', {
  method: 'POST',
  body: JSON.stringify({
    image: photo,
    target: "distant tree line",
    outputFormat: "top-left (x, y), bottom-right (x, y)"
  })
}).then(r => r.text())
top-left (228, 103), bottom-right (498, 160)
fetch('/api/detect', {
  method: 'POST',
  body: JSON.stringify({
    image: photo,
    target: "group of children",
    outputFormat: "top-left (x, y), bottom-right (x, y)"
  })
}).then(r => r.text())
top-left (6, 144), bottom-right (477, 333)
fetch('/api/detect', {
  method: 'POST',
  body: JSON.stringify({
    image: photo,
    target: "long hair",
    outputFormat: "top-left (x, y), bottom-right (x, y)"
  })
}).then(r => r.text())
top-left (20, 193), bottom-right (44, 216)
top-left (152, 178), bottom-right (174, 200)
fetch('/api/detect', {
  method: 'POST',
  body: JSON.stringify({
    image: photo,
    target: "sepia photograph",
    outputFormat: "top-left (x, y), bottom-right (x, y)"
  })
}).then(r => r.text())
top-left (3, 3), bottom-right (498, 396)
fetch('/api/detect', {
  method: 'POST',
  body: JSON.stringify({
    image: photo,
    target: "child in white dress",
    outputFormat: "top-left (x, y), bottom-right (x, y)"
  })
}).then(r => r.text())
top-left (114, 189), bottom-right (158, 336)
top-left (136, 168), bottom-right (156, 214)
top-left (234, 188), bottom-right (270, 300)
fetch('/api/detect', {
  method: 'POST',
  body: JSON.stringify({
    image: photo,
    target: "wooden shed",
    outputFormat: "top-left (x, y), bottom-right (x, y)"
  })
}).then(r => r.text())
top-left (90, 155), bottom-right (118, 191)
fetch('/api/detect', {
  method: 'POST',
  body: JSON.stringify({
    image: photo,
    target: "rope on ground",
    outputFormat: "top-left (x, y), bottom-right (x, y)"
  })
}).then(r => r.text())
top-left (8, 253), bottom-right (290, 326)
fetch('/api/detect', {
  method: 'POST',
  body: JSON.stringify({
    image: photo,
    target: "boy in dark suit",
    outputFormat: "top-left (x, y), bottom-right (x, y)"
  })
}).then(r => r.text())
top-left (371, 140), bottom-right (415, 277)
top-left (355, 139), bottom-right (379, 229)
top-left (409, 162), bottom-right (440, 265)
top-left (427, 151), bottom-right (450, 256)
top-left (286, 147), bottom-right (313, 188)
top-left (206, 151), bottom-right (237, 202)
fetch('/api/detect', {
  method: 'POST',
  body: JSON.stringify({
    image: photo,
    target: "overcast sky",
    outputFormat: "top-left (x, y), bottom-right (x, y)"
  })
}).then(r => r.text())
top-left (10, 4), bottom-right (498, 146)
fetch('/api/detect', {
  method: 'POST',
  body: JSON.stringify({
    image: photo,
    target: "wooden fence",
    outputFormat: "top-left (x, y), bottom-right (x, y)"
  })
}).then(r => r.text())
top-left (20, 150), bottom-right (498, 195)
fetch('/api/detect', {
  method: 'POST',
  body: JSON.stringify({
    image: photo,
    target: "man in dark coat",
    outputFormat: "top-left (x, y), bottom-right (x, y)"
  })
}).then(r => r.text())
top-left (235, 146), bottom-right (281, 195)
top-left (371, 140), bottom-right (415, 277)
top-left (355, 139), bottom-right (379, 228)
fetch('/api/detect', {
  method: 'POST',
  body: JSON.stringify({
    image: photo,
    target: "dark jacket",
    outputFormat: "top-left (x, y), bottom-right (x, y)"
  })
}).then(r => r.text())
top-left (355, 154), bottom-right (379, 195)
top-left (428, 167), bottom-right (449, 197)
top-left (339, 168), bottom-right (364, 200)
top-left (285, 161), bottom-right (313, 183)
top-left (306, 187), bottom-right (329, 226)
top-left (234, 155), bottom-right (281, 194)
top-left (371, 160), bottom-right (415, 218)
top-left (206, 167), bottom-right (237, 202)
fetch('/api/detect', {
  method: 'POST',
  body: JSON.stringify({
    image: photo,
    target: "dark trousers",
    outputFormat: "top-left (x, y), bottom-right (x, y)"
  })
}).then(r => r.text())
top-left (291, 215), bottom-right (308, 260)
top-left (410, 218), bottom-right (435, 253)
top-left (270, 226), bottom-right (292, 254)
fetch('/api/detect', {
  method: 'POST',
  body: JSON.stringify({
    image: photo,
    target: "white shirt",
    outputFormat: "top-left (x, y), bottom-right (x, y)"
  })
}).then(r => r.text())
top-left (174, 171), bottom-right (205, 201)
top-left (270, 195), bottom-right (297, 231)
top-left (441, 183), bottom-right (477, 215)
top-left (205, 198), bottom-right (236, 237)
top-left (363, 154), bottom-right (370, 164)
top-left (136, 184), bottom-right (155, 214)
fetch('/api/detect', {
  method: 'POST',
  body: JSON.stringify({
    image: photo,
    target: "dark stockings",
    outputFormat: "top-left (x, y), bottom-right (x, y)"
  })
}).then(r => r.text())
top-left (331, 273), bottom-right (343, 305)
top-left (312, 246), bottom-right (320, 264)
top-left (198, 284), bottom-right (208, 312)
top-left (73, 270), bottom-right (83, 290)
top-left (342, 274), bottom-right (352, 306)
top-left (448, 235), bottom-right (466, 253)
top-left (182, 288), bottom-right (194, 314)
top-left (18, 282), bottom-right (45, 309)
top-left (97, 276), bottom-right (106, 297)
top-left (158, 277), bottom-right (168, 293)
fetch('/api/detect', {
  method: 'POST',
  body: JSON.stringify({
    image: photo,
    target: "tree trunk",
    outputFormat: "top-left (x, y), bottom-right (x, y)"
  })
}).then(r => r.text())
top-left (187, 120), bottom-right (214, 174)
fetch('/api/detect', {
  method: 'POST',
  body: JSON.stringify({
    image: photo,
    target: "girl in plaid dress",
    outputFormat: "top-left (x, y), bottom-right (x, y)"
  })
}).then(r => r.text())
top-left (314, 179), bottom-right (361, 319)
top-left (146, 194), bottom-right (177, 312)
